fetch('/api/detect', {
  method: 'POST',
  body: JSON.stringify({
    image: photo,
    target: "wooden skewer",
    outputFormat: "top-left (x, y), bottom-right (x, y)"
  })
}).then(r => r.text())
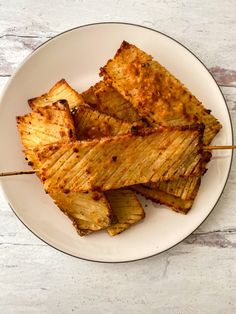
top-left (203, 145), bottom-right (236, 150)
top-left (0, 145), bottom-right (235, 177)
top-left (0, 170), bottom-right (36, 177)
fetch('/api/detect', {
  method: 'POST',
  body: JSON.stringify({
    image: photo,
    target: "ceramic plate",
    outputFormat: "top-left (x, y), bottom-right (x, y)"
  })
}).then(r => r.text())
top-left (0, 23), bottom-right (233, 262)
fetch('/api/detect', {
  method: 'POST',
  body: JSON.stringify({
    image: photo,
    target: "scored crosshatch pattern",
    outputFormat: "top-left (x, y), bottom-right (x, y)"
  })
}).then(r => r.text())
top-left (0, 1), bottom-right (236, 313)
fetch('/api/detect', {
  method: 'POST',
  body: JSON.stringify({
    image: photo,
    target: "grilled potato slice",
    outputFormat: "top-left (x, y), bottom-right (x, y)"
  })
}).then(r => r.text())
top-left (50, 190), bottom-right (114, 236)
top-left (52, 190), bottom-right (113, 225)
top-left (82, 80), bottom-right (140, 122)
top-left (33, 125), bottom-right (204, 193)
top-left (133, 185), bottom-right (194, 214)
top-left (28, 79), bottom-right (84, 110)
top-left (17, 100), bottom-right (113, 235)
top-left (52, 190), bottom-right (113, 235)
top-left (17, 100), bottom-right (76, 150)
top-left (100, 41), bottom-right (222, 145)
top-left (106, 189), bottom-right (145, 236)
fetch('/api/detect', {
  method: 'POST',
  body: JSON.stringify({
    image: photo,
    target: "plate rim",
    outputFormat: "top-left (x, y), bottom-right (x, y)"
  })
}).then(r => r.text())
top-left (0, 21), bottom-right (234, 263)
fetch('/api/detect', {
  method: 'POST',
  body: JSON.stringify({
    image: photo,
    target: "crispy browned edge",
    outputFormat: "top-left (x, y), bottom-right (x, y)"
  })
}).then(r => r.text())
top-left (106, 189), bottom-right (145, 236)
top-left (133, 185), bottom-right (194, 214)
top-left (28, 79), bottom-right (84, 109)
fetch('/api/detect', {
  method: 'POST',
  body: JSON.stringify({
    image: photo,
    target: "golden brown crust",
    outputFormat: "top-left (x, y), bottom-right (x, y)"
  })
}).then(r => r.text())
top-left (28, 79), bottom-right (84, 110)
top-left (100, 41), bottom-right (222, 144)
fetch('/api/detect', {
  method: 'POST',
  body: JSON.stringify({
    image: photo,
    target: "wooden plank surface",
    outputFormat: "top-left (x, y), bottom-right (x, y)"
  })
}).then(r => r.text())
top-left (0, 1), bottom-right (236, 313)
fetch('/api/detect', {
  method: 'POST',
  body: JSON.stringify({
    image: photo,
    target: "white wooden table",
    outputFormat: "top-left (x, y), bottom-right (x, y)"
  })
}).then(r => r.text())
top-left (0, 1), bottom-right (236, 313)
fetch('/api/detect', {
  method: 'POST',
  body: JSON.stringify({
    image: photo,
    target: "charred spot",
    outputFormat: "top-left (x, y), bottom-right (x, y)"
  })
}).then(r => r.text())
top-left (120, 40), bottom-right (130, 49)
top-left (59, 99), bottom-right (67, 105)
top-left (138, 101), bottom-right (143, 107)
top-left (92, 185), bottom-right (102, 193)
top-left (131, 125), bottom-right (138, 135)
top-left (68, 129), bottom-right (73, 138)
top-left (28, 161), bottom-right (34, 166)
top-left (25, 157), bottom-right (28, 161)
top-left (141, 62), bottom-right (150, 67)
top-left (60, 130), bottom-right (66, 137)
top-left (141, 184), bottom-right (150, 189)
top-left (203, 151), bottom-right (212, 162)
top-left (64, 189), bottom-right (70, 194)
top-left (112, 156), bottom-right (117, 162)
top-left (86, 168), bottom-right (91, 174)
top-left (99, 66), bottom-right (107, 77)
top-left (141, 117), bottom-right (149, 124)
top-left (192, 115), bottom-right (198, 122)
top-left (92, 192), bottom-right (102, 201)
top-left (73, 147), bottom-right (79, 153)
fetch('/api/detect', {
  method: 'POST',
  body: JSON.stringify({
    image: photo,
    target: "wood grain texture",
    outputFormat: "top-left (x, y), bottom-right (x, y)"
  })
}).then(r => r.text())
top-left (0, 0), bottom-right (236, 313)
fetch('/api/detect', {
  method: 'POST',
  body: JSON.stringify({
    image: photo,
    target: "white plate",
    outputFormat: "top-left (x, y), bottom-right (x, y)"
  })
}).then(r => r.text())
top-left (0, 23), bottom-right (233, 263)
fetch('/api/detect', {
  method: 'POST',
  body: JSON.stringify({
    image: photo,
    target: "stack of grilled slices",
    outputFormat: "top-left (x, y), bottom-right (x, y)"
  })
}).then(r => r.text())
top-left (16, 41), bottom-right (222, 236)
